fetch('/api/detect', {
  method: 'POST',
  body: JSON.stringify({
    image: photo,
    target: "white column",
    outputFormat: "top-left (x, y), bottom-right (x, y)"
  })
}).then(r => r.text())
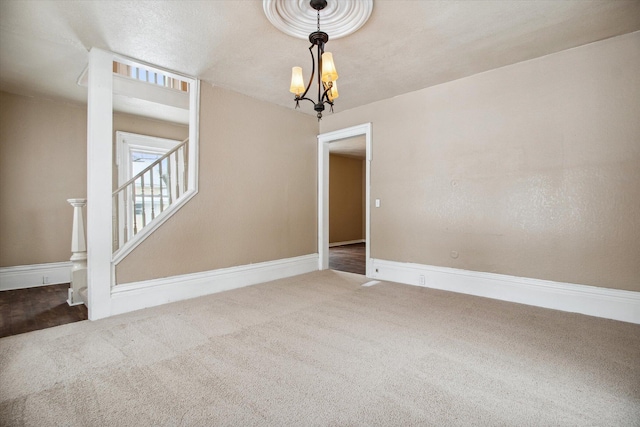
top-left (67, 198), bottom-right (87, 305)
top-left (87, 48), bottom-right (113, 320)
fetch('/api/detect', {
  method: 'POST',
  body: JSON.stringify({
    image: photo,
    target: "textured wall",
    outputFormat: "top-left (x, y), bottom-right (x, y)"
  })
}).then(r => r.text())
top-left (329, 154), bottom-right (364, 243)
top-left (116, 83), bottom-right (318, 283)
top-left (0, 92), bottom-right (87, 267)
top-left (320, 32), bottom-right (640, 291)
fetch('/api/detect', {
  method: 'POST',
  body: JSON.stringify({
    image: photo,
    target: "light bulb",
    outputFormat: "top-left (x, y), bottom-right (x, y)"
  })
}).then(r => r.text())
top-left (327, 81), bottom-right (339, 101)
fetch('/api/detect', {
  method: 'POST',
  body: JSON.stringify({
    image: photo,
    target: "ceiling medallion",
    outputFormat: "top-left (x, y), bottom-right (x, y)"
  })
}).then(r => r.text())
top-left (263, 0), bottom-right (373, 40)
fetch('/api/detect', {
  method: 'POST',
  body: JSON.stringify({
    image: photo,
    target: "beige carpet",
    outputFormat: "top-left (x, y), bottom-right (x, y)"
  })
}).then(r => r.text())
top-left (1, 270), bottom-right (639, 426)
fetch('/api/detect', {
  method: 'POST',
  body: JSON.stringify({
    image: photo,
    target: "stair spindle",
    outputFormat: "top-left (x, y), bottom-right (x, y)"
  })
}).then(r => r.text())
top-left (159, 159), bottom-right (164, 212)
top-left (132, 183), bottom-right (138, 235)
top-left (175, 149), bottom-right (181, 198)
top-left (167, 154), bottom-right (173, 205)
top-left (122, 189), bottom-right (128, 244)
top-left (150, 167), bottom-right (155, 220)
top-left (141, 174), bottom-right (146, 227)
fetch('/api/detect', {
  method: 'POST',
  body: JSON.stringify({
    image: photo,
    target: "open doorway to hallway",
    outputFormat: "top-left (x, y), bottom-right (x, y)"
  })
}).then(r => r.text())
top-left (318, 123), bottom-right (371, 276)
top-left (328, 137), bottom-right (366, 275)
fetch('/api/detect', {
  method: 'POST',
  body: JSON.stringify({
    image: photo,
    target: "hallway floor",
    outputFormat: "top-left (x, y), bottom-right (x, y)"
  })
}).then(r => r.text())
top-left (0, 283), bottom-right (88, 338)
top-left (329, 242), bottom-right (366, 275)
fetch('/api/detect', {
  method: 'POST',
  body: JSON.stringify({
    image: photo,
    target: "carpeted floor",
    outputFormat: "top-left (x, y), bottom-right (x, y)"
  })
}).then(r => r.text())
top-left (1, 270), bottom-right (639, 426)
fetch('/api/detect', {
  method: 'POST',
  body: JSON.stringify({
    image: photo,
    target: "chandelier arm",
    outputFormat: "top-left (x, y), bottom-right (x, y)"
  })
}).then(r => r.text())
top-left (295, 96), bottom-right (318, 107)
top-left (317, 42), bottom-right (323, 107)
top-left (297, 44), bottom-right (317, 101)
top-left (321, 86), bottom-right (333, 103)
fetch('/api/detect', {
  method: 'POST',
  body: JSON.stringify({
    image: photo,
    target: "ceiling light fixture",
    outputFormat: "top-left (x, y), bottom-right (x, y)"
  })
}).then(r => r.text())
top-left (289, 0), bottom-right (338, 120)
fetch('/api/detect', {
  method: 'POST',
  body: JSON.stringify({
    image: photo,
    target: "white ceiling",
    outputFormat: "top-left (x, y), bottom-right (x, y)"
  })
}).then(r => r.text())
top-left (1, 0), bottom-right (639, 117)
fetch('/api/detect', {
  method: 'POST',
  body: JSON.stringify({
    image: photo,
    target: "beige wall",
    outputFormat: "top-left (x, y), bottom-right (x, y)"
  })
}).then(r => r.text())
top-left (321, 32), bottom-right (640, 292)
top-left (113, 113), bottom-right (188, 144)
top-left (0, 90), bottom-right (197, 268)
top-left (329, 154), bottom-right (364, 243)
top-left (116, 83), bottom-right (318, 283)
top-left (0, 92), bottom-right (87, 267)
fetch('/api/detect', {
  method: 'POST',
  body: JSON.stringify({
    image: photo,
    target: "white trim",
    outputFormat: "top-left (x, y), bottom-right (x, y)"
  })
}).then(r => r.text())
top-left (187, 79), bottom-right (200, 195)
top-left (87, 47), bottom-right (114, 320)
top-left (67, 288), bottom-right (86, 306)
top-left (0, 262), bottom-right (72, 291)
top-left (113, 74), bottom-right (190, 111)
top-left (85, 49), bottom-right (201, 320)
top-left (329, 239), bottom-right (365, 247)
top-left (318, 135), bottom-right (329, 270)
top-left (370, 259), bottom-right (640, 324)
top-left (318, 123), bottom-right (372, 276)
top-left (110, 254), bottom-right (318, 316)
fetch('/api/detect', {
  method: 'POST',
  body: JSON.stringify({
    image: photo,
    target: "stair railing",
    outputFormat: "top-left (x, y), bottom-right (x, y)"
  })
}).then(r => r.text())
top-left (112, 137), bottom-right (188, 252)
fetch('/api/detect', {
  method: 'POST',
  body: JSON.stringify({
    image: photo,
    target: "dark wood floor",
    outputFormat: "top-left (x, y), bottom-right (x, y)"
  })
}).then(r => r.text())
top-left (329, 242), bottom-right (366, 275)
top-left (0, 283), bottom-right (88, 338)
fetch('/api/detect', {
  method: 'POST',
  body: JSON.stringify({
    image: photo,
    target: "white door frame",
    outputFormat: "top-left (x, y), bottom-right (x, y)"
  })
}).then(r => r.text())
top-left (317, 123), bottom-right (372, 276)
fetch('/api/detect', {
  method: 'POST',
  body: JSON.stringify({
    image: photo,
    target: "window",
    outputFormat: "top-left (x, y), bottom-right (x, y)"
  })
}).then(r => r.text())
top-left (113, 61), bottom-right (189, 92)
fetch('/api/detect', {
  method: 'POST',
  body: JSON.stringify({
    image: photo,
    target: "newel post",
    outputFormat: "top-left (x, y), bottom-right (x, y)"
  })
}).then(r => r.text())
top-left (67, 198), bottom-right (87, 306)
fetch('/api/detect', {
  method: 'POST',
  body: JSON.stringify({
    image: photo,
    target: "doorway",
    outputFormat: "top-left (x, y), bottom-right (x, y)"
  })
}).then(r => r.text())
top-left (317, 123), bottom-right (372, 276)
top-left (328, 143), bottom-right (366, 274)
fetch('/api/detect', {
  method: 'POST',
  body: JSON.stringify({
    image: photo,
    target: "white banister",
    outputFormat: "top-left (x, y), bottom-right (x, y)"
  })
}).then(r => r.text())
top-left (112, 138), bottom-right (188, 253)
top-left (67, 198), bottom-right (87, 306)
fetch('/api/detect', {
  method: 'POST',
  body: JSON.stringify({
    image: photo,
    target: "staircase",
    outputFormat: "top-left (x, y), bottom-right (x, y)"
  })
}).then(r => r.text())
top-left (112, 137), bottom-right (189, 255)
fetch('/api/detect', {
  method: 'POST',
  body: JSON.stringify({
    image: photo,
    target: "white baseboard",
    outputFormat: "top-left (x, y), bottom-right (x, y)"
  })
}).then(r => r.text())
top-left (329, 239), bottom-right (365, 248)
top-left (370, 259), bottom-right (640, 324)
top-left (109, 254), bottom-right (319, 317)
top-left (0, 262), bottom-right (72, 291)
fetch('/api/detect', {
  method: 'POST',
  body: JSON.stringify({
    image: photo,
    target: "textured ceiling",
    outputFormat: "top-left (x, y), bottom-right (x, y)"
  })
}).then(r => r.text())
top-left (1, 0), bottom-right (639, 117)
